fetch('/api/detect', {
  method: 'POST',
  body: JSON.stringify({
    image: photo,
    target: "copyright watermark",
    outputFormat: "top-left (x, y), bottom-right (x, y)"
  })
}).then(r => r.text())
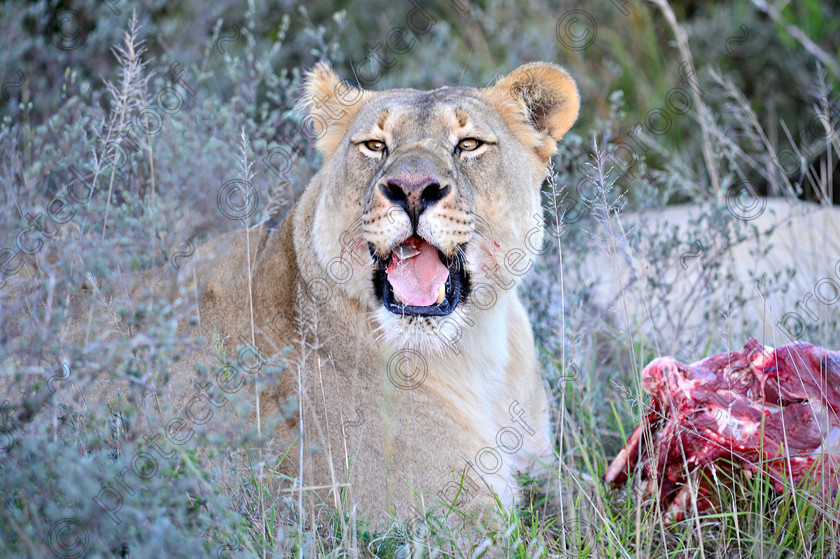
top-left (556, 10), bottom-right (597, 51)
top-left (46, 10), bottom-right (89, 51)
top-left (217, 179), bottom-right (258, 220)
top-left (48, 518), bottom-right (89, 558)
top-left (386, 349), bottom-right (428, 390)
top-left (725, 179), bottom-right (766, 221)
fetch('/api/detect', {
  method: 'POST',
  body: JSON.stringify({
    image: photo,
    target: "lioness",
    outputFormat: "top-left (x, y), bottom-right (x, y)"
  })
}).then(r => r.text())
top-left (2, 62), bottom-right (580, 527)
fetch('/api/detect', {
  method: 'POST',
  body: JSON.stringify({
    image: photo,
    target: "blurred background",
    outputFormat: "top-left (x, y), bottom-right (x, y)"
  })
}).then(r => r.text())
top-left (2, 0), bottom-right (838, 214)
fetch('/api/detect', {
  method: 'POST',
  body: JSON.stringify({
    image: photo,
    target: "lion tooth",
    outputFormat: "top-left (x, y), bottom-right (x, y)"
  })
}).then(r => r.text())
top-left (394, 244), bottom-right (420, 260)
top-left (435, 283), bottom-right (446, 305)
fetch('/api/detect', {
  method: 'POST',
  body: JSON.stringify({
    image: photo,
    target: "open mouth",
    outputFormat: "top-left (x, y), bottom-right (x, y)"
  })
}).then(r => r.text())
top-left (372, 236), bottom-right (469, 317)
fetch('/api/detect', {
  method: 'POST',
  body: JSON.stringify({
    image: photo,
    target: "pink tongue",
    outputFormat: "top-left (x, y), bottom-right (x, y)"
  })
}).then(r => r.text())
top-left (386, 240), bottom-right (449, 306)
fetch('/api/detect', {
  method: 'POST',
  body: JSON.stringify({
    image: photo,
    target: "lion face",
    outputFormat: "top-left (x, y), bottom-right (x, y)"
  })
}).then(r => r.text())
top-left (302, 63), bottom-right (579, 354)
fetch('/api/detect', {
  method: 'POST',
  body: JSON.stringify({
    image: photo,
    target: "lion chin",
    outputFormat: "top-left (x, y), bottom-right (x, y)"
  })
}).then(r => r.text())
top-left (371, 304), bottom-right (475, 356)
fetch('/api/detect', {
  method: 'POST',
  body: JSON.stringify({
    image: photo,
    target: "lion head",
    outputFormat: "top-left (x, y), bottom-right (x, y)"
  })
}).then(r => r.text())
top-left (298, 62), bottom-right (579, 354)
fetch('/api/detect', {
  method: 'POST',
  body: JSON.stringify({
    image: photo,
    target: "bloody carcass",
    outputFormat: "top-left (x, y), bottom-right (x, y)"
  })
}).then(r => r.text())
top-left (605, 339), bottom-right (840, 521)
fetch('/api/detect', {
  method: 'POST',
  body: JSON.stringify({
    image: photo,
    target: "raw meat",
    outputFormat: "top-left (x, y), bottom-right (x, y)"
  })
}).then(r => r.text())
top-left (605, 339), bottom-right (840, 521)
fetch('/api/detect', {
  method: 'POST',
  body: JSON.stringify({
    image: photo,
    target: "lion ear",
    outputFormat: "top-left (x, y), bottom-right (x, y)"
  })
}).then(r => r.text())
top-left (299, 63), bottom-right (368, 158)
top-left (487, 62), bottom-right (580, 161)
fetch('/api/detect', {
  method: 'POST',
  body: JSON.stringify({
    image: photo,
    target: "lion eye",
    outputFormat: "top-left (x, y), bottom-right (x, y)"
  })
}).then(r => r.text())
top-left (457, 138), bottom-right (482, 151)
top-left (364, 140), bottom-right (387, 152)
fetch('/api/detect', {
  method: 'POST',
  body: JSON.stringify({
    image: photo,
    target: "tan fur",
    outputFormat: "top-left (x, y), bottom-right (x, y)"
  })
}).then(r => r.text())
top-left (1, 62), bottom-right (581, 528)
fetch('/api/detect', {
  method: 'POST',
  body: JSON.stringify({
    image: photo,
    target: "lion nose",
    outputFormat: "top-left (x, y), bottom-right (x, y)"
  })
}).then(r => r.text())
top-left (381, 177), bottom-right (450, 230)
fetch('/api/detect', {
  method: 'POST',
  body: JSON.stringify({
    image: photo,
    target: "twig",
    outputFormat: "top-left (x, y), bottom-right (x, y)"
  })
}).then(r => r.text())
top-left (750, 0), bottom-right (840, 80)
top-left (648, 0), bottom-right (721, 202)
